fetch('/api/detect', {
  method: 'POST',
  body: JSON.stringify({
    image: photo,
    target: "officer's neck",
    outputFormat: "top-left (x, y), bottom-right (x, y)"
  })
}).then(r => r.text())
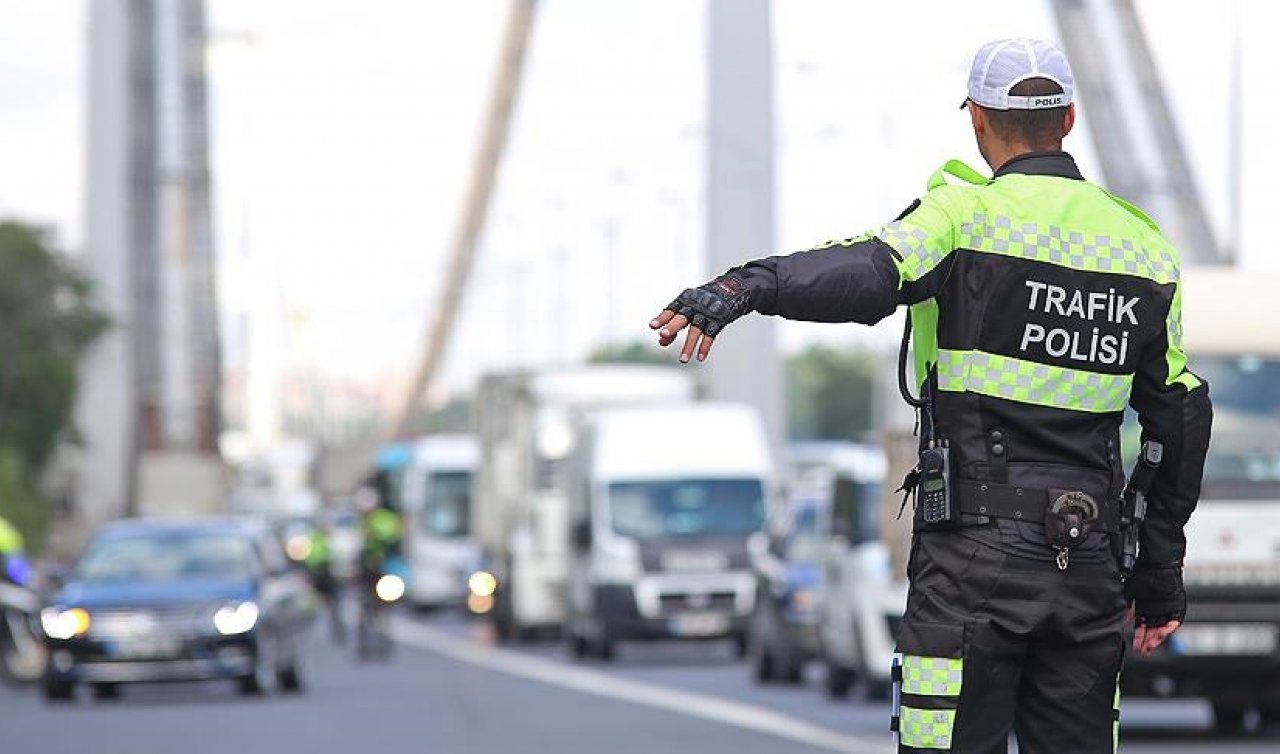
top-left (985, 140), bottom-right (1063, 174)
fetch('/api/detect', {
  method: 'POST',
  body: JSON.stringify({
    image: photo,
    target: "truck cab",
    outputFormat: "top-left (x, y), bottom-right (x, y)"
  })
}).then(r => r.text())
top-left (473, 366), bottom-right (695, 641)
top-left (400, 435), bottom-right (479, 610)
top-left (564, 403), bottom-right (774, 660)
top-left (1121, 269), bottom-right (1280, 731)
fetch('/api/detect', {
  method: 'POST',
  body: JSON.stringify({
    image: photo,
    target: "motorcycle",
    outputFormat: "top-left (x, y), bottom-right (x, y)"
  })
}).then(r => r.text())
top-left (0, 557), bottom-right (46, 684)
top-left (355, 557), bottom-right (405, 660)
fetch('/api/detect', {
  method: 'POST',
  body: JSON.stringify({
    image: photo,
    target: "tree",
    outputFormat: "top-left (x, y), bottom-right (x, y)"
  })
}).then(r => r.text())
top-left (0, 222), bottom-right (109, 550)
top-left (787, 344), bottom-right (880, 440)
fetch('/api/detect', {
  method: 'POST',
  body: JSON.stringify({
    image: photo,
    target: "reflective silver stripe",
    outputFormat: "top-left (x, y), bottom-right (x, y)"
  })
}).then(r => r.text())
top-left (958, 212), bottom-right (1178, 283)
top-left (937, 349), bottom-right (1132, 413)
top-left (899, 706), bottom-right (956, 750)
top-left (882, 221), bottom-right (949, 281)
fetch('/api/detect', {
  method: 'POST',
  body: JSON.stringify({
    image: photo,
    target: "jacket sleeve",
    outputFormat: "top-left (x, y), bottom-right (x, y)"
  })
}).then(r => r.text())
top-left (734, 189), bottom-right (962, 323)
top-left (1128, 278), bottom-right (1213, 566)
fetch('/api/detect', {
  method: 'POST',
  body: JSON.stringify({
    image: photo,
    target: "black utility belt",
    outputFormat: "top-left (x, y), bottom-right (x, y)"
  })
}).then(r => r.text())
top-left (953, 480), bottom-right (1120, 533)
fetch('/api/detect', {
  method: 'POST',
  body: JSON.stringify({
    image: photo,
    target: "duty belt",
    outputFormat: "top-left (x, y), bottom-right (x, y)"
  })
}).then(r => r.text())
top-left (955, 480), bottom-right (1120, 533)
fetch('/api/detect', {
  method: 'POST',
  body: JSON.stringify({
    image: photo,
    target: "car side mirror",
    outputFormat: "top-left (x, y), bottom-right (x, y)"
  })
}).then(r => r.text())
top-left (571, 520), bottom-right (592, 551)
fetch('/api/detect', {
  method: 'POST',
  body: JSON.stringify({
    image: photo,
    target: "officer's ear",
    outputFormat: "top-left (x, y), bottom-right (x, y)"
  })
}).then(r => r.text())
top-left (1061, 102), bottom-right (1076, 139)
top-left (968, 101), bottom-right (985, 137)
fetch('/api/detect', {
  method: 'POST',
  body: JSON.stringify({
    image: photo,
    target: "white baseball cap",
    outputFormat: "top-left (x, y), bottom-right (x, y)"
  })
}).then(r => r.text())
top-left (962, 38), bottom-right (1074, 111)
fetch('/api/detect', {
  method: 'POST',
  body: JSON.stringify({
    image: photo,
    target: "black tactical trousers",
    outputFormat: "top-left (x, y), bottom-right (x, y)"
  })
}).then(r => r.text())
top-left (894, 529), bottom-right (1128, 753)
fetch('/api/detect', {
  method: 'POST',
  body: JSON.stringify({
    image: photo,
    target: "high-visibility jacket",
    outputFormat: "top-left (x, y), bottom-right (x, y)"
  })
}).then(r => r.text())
top-left (0, 516), bottom-right (23, 556)
top-left (733, 151), bottom-right (1212, 567)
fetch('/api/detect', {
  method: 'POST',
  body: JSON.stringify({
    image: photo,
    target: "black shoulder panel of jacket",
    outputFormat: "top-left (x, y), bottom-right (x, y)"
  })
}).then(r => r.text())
top-left (735, 238), bottom-right (901, 324)
top-left (1129, 328), bottom-right (1213, 566)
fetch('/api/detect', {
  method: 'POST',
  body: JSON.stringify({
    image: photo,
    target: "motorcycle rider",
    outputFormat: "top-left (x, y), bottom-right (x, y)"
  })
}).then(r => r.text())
top-left (355, 488), bottom-right (402, 655)
top-left (0, 516), bottom-right (28, 587)
top-left (304, 516), bottom-right (345, 643)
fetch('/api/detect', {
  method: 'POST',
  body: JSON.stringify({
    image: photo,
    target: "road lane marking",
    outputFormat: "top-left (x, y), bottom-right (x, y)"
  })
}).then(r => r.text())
top-left (392, 618), bottom-right (892, 754)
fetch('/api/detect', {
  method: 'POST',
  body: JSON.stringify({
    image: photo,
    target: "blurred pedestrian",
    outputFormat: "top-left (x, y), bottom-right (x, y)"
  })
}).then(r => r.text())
top-left (651, 38), bottom-right (1211, 753)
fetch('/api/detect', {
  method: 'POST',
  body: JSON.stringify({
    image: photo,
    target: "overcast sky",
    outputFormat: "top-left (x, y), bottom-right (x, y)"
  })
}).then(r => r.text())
top-left (0, 1), bottom-right (1274, 398)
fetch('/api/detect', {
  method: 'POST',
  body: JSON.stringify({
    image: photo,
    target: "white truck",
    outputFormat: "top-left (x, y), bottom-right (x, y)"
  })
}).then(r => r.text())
top-left (1121, 269), bottom-right (1280, 731)
top-left (563, 403), bottom-right (776, 660)
top-left (473, 366), bottom-right (695, 640)
top-left (399, 434), bottom-right (480, 610)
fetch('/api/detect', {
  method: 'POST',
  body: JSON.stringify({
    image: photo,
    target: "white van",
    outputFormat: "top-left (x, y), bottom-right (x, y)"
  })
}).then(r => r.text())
top-left (400, 435), bottom-right (480, 610)
top-left (564, 403), bottom-right (775, 660)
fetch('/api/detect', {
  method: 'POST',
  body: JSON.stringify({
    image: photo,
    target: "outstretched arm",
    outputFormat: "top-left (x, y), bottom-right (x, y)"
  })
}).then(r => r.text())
top-left (650, 193), bottom-right (962, 361)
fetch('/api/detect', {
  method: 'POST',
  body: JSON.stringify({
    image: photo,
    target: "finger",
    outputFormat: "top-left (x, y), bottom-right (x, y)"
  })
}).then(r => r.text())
top-left (1133, 625), bottom-right (1147, 653)
top-left (680, 325), bottom-right (704, 363)
top-left (696, 333), bottom-right (716, 362)
top-left (658, 315), bottom-right (688, 347)
top-left (1137, 621), bottom-right (1180, 655)
top-left (1151, 621), bottom-right (1180, 648)
top-left (650, 309), bottom-right (676, 330)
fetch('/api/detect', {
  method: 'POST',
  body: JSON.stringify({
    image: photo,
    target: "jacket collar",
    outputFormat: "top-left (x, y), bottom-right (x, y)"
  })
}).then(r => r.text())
top-left (994, 150), bottom-right (1084, 181)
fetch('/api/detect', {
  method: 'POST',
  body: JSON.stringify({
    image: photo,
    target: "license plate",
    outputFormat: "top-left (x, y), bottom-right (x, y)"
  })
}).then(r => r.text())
top-left (110, 635), bottom-right (181, 659)
top-left (670, 613), bottom-right (730, 637)
top-left (1172, 624), bottom-right (1278, 656)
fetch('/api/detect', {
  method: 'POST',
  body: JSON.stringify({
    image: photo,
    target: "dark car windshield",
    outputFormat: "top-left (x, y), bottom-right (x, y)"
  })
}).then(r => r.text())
top-left (420, 471), bottom-right (472, 537)
top-left (76, 531), bottom-right (258, 584)
top-left (609, 479), bottom-right (766, 540)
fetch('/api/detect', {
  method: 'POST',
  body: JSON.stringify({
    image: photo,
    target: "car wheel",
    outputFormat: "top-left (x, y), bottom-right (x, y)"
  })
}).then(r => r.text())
top-left (750, 631), bottom-right (775, 684)
top-left (781, 654), bottom-right (805, 685)
top-left (1211, 701), bottom-right (1248, 734)
top-left (91, 682), bottom-right (121, 701)
top-left (239, 640), bottom-right (274, 696)
top-left (42, 677), bottom-right (74, 703)
top-left (566, 628), bottom-right (589, 660)
top-left (277, 663), bottom-right (303, 693)
top-left (238, 665), bottom-right (269, 696)
top-left (277, 642), bottom-right (304, 693)
top-left (595, 632), bottom-right (616, 662)
top-left (492, 586), bottom-right (515, 643)
top-left (824, 660), bottom-right (855, 700)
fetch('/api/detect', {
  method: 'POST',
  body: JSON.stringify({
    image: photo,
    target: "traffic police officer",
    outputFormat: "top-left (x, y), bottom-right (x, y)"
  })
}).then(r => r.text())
top-left (650, 38), bottom-right (1212, 753)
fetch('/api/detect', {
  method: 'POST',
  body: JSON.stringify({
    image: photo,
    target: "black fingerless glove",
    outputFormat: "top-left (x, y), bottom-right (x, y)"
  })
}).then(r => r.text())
top-left (665, 273), bottom-right (754, 338)
top-left (1125, 563), bottom-right (1186, 626)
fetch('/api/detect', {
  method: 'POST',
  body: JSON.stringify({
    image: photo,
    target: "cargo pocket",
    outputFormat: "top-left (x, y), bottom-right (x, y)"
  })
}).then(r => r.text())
top-left (892, 619), bottom-right (965, 751)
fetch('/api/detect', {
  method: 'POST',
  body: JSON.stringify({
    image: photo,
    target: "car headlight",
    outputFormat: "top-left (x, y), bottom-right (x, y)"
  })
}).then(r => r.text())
top-left (468, 570), bottom-right (497, 598)
top-left (41, 607), bottom-right (91, 640)
top-left (285, 535), bottom-right (312, 562)
top-left (213, 601), bottom-right (260, 635)
top-left (375, 574), bottom-right (405, 603)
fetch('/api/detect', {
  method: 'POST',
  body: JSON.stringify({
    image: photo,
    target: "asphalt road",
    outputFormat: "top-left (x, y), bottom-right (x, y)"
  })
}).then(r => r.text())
top-left (1, 606), bottom-right (1276, 753)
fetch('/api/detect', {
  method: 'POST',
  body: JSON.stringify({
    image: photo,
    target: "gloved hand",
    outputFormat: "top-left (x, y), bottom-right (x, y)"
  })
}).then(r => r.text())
top-left (663, 273), bottom-right (753, 338)
top-left (1125, 562), bottom-right (1186, 626)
